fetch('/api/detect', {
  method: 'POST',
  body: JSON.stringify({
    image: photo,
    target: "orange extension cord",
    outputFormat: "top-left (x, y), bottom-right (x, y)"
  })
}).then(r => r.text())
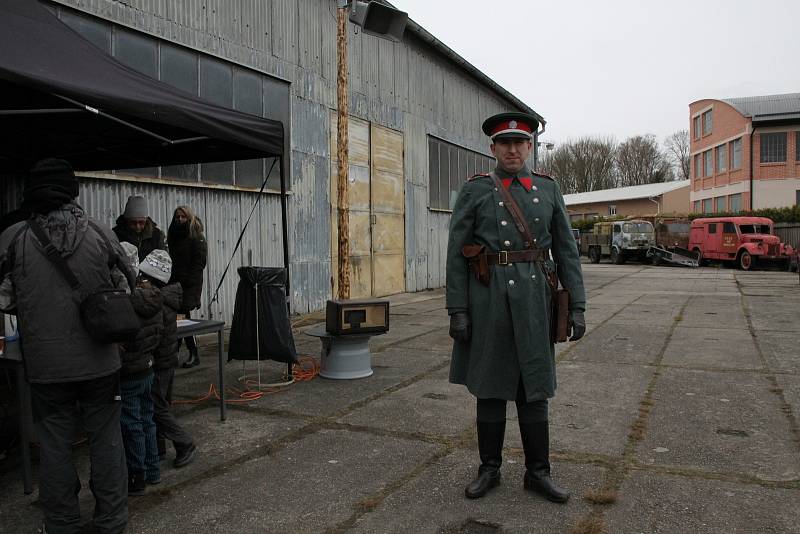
top-left (172, 355), bottom-right (320, 405)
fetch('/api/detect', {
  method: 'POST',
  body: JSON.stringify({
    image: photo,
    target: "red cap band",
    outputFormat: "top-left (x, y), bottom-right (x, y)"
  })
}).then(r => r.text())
top-left (490, 120), bottom-right (533, 136)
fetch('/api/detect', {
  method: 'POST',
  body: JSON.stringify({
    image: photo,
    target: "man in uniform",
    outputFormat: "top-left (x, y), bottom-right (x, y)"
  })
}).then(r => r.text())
top-left (446, 112), bottom-right (586, 503)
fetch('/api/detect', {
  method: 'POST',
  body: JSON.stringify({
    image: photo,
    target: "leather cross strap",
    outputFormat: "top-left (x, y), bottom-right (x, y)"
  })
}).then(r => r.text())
top-left (491, 172), bottom-right (538, 250)
top-left (485, 249), bottom-right (549, 265)
top-left (490, 172), bottom-right (557, 291)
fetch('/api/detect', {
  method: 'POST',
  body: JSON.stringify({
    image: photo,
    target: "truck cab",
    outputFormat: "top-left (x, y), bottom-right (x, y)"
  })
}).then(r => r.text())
top-left (586, 219), bottom-right (655, 264)
top-left (688, 216), bottom-right (794, 270)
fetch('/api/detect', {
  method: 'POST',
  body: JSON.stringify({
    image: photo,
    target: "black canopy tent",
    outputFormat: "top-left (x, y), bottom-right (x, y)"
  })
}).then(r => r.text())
top-left (0, 0), bottom-right (291, 306)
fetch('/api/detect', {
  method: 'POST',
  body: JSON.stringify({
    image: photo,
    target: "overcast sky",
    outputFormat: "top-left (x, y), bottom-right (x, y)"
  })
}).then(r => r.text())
top-left (392, 0), bottom-right (800, 146)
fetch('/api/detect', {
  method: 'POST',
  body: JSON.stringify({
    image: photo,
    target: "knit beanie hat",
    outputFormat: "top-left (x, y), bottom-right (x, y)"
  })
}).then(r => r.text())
top-left (139, 249), bottom-right (172, 284)
top-left (22, 158), bottom-right (79, 214)
top-left (123, 195), bottom-right (148, 219)
top-left (120, 242), bottom-right (140, 278)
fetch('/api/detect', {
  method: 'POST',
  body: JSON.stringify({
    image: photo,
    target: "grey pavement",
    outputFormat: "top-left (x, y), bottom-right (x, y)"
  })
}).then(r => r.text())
top-left (1, 263), bottom-right (799, 534)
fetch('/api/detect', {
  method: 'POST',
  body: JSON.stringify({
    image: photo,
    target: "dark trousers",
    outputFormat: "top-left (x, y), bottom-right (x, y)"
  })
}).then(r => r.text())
top-left (30, 372), bottom-right (128, 534)
top-left (120, 374), bottom-right (159, 480)
top-left (179, 310), bottom-right (198, 357)
top-left (476, 379), bottom-right (549, 424)
top-left (151, 368), bottom-right (193, 448)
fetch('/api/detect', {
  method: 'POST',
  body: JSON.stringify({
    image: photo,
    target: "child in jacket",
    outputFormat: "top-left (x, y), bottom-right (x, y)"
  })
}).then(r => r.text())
top-left (119, 247), bottom-right (166, 495)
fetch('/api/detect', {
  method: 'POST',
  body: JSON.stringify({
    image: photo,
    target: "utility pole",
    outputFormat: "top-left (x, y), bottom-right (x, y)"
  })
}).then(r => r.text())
top-left (336, 2), bottom-right (351, 299)
top-left (334, 1), bottom-right (407, 301)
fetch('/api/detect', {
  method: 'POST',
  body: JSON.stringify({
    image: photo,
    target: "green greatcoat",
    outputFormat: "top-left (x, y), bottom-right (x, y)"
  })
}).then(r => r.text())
top-left (446, 165), bottom-right (586, 402)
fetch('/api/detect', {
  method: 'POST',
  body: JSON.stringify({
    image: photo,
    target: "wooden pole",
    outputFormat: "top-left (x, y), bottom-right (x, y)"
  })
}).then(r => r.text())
top-left (336, 5), bottom-right (351, 299)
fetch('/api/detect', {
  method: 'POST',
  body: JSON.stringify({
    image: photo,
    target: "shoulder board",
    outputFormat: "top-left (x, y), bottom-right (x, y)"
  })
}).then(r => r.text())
top-left (467, 173), bottom-right (491, 182)
top-left (532, 171), bottom-right (554, 181)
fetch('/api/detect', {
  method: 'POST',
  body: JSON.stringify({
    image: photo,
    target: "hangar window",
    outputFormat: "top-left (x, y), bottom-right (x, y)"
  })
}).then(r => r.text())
top-left (428, 136), bottom-right (494, 211)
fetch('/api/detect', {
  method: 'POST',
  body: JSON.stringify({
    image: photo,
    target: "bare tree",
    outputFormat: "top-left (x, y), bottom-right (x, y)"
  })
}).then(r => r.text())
top-left (664, 129), bottom-right (691, 181)
top-left (537, 136), bottom-right (617, 194)
top-left (616, 134), bottom-right (672, 187)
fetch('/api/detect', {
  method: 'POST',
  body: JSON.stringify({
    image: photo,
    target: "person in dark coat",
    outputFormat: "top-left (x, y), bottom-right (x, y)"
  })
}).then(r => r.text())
top-left (113, 195), bottom-right (165, 262)
top-left (446, 113), bottom-right (587, 503)
top-left (167, 205), bottom-right (207, 368)
top-left (0, 159), bottom-right (132, 533)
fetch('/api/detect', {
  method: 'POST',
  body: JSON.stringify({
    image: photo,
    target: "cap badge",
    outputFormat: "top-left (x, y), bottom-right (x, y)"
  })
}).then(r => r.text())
top-left (509, 120), bottom-right (517, 129)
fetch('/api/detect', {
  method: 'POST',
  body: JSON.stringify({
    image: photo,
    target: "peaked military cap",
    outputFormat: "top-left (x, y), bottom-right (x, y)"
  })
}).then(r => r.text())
top-left (482, 112), bottom-right (540, 141)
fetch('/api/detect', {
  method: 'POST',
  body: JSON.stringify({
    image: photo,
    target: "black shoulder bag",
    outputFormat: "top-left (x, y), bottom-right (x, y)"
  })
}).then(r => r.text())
top-left (28, 219), bottom-right (140, 344)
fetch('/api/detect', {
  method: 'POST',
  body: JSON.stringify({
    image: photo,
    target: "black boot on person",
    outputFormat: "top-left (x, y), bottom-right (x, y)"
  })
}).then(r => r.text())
top-left (174, 442), bottom-right (197, 468)
top-left (128, 471), bottom-right (146, 496)
top-left (181, 350), bottom-right (199, 368)
top-left (520, 420), bottom-right (570, 503)
top-left (465, 420), bottom-right (506, 499)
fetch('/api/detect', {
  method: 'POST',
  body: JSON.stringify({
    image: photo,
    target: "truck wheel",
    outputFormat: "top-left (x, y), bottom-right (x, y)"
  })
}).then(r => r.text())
top-left (738, 251), bottom-right (755, 271)
top-left (694, 248), bottom-right (706, 267)
top-left (611, 248), bottom-right (625, 265)
top-left (589, 247), bottom-right (601, 264)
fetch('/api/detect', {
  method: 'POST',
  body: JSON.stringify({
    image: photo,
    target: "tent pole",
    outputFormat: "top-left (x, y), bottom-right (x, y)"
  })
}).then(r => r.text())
top-left (279, 154), bottom-right (293, 379)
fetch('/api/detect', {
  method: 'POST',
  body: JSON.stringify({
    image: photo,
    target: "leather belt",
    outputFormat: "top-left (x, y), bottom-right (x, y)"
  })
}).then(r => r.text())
top-left (485, 248), bottom-right (549, 265)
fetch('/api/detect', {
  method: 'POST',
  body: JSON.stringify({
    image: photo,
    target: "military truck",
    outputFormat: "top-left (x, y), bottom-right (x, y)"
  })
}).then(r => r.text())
top-left (688, 216), bottom-right (794, 270)
top-left (585, 219), bottom-right (655, 264)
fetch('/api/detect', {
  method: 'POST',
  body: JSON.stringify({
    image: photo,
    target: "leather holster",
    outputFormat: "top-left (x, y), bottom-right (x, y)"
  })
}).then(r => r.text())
top-left (462, 245), bottom-right (490, 286)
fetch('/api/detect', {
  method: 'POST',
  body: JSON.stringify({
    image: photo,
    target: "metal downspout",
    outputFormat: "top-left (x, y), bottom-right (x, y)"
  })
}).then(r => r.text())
top-left (749, 126), bottom-right (755, 210)
top-left (534, 122), bottom-right (546, 170)
top-left (648, 196), bottom-right (660, 214)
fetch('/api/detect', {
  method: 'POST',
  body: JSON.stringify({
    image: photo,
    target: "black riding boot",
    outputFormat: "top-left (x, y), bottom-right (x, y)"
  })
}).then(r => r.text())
top-left (520, 420), bottom-right (570, 503)
top-left (465, 420), bottom-right (505, 499)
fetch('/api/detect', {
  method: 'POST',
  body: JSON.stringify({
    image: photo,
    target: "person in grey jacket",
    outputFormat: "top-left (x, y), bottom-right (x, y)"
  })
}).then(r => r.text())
top-left (0, 159), bottom-right (132, 534)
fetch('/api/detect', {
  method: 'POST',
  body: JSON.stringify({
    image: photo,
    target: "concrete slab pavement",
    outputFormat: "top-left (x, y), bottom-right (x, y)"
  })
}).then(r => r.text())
top-left (2, 264), bottom-right (799, 534)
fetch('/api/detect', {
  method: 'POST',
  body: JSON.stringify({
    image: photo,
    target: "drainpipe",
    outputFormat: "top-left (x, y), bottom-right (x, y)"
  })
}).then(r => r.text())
top-left (534, 122), bottom-right (546, 171)
top-left (749, 126), bottom-right (755, 210)
top-left (648, 195), bottom-right (660, 215)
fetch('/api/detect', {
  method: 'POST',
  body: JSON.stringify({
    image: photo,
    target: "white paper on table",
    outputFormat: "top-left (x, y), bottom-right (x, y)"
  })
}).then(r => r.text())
top-left (176, 319), bottom-right (200, 328)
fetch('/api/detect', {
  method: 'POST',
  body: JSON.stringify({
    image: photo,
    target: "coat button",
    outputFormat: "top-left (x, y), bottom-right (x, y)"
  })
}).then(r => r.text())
top-left (494, 187), bottom-right (498, 191)
top-left (531, 274), bottom-right (536, 279)
top-left (534, 217), bottom-right (540, 222)
top-left (498, 201), bottom-right (504, 206)
top-left (533, 197), bottom-right (540, 204)
top-left (533, 238), bottom-right (538, 244)
top-left (532, 185), bottom-right (538, 191)
top-left (508, 279), bottom-right (515, 286)
top-left (504, 240), bottom-right (511, 247)
top-left (501, 220), bottom-right (508, 226)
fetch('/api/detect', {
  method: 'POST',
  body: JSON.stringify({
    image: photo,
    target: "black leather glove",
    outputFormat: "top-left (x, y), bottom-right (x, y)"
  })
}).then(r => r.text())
top-left (568, 310), bottom-right (586, 341)
top-left (449, 312), bottom-right (471, 342)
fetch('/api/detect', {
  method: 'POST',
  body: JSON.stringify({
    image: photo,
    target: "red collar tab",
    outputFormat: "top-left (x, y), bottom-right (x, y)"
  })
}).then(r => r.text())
top-left (490, 120), bottom-right (533, 136)
top-left (501, 176), bottom-right (532, 191)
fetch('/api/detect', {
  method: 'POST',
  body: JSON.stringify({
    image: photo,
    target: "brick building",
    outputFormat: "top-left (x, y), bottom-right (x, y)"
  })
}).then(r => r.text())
top-left (689, 93), bottom-right (800, 213)
top-left (563, 180), bottom-right (690, 222)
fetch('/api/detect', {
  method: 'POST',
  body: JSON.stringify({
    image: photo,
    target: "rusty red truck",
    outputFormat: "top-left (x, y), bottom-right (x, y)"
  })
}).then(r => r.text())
top-left (688, 216), bottom-right (794, 270)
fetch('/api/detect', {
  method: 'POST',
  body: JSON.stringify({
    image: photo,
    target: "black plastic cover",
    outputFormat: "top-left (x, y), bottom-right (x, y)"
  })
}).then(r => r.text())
top-left (227, 267), bottom-right (297, 363)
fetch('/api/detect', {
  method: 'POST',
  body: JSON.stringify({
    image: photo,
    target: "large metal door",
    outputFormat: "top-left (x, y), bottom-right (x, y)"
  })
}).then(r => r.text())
top-left (329, 114), bottom-right (405, 298)
top-left (330, 114), bottom-right (372, 298)
top-left (369, 124), bottom-right (405, 297)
